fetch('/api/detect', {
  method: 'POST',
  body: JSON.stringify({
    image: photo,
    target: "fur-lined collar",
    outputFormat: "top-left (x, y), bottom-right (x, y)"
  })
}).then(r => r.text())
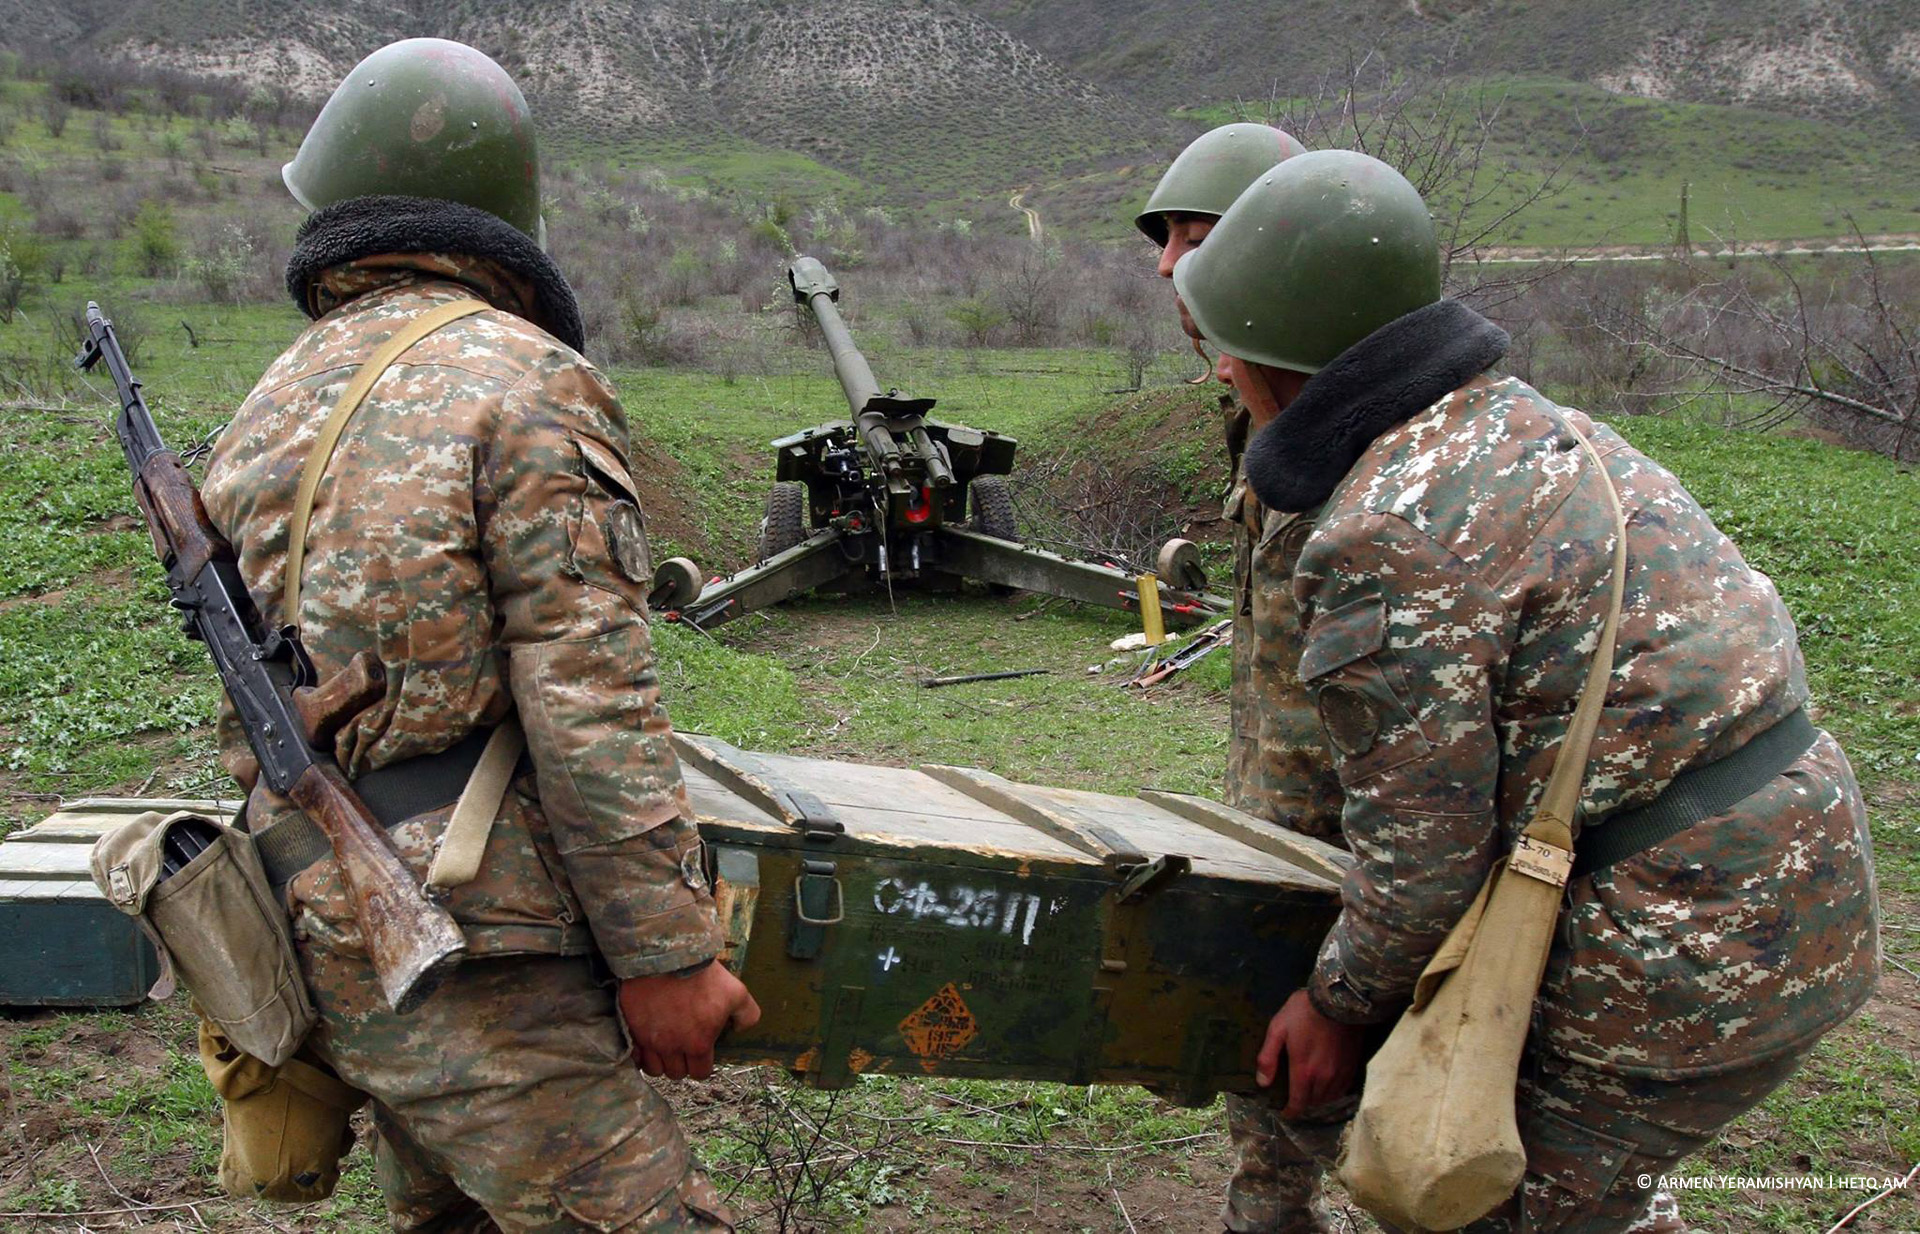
top-left (286, 196), bottom-right (586, 353)
top-left (1244, 300), bottom-right (1509, 513)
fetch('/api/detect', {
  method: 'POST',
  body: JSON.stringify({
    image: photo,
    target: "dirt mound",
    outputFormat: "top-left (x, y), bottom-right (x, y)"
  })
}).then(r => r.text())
top-left (1015, 384), bottom-right (1238, 570)
top-left (626, 429), bottom-right (706, 562)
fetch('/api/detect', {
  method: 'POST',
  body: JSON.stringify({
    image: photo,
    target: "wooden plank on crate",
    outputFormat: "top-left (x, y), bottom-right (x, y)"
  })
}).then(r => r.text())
top-left (919, 763), bottom-right (1138, 858)
top-left (679, 735), bottom-right (1089, 859)
top-left (1137, 789), bottom-right (1353, 886)
top-left (1021, 782), bottom-right (1320, 887)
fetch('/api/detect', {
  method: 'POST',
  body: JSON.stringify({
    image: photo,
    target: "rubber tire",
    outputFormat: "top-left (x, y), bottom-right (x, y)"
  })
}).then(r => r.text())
top-left (968, 474), bottom-right (1019, 542)
top-left (758, 481), bottom-right (808, 561)
top-left (967, 474), bottom-right (1020, 596)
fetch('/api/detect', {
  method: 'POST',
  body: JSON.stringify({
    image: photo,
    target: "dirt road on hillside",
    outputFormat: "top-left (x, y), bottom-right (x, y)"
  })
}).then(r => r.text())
top-left (1010, 188), bottom-right (1043, 243)
top-left (1480, 232), bottom-right (1920, 264)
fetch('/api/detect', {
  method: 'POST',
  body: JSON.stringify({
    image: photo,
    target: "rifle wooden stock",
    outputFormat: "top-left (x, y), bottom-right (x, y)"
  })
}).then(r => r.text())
top-left (80, 299), bottom-right (468, 1016)
top-left (288, 762), bottom-right (466, 1013)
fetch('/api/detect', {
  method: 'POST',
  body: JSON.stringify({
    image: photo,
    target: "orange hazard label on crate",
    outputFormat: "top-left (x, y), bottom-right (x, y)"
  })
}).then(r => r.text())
top-left (898, 983), bottom-right (980, 1072)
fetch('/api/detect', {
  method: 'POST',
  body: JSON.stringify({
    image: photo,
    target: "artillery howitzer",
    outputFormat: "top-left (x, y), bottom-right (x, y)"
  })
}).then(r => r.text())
top-left (649, 257), bottom-right (1227, 630)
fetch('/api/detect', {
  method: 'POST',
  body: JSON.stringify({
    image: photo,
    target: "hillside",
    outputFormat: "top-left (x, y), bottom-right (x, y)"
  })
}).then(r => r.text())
top-left (962, 0), bottom-right (1920, 134)
top-left (0, 0), bottom-right (1162, 210)
top-left (9, 0), bottom-right (1920, 233)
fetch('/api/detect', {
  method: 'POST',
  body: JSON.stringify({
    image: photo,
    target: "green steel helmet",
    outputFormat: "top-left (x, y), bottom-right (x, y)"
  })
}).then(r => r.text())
top-left (1135, 123), bottom-right (1306, 246)
top-left (283, 38), bottom-right (544, 245)
top-left (1172, 150), bottom-right (1440, 375)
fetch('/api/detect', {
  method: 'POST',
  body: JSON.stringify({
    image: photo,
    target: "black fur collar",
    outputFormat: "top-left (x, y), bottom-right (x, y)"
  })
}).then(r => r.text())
top-left (286, 195), bottom-right (586, 353)
top-left (1243, 300), bottom-right (1510, 513)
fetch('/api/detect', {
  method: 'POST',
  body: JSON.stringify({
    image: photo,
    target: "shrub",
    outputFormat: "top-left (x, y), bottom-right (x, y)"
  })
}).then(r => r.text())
top-left (0, 237), bottom-right (23, 324)
top-left (90, 113), bottom-right (120, 151)
top-left (183, 223), bottom-right (259, 303)
top-left (130, 201), bottom-right (180, 277)
top-left (946, 298), bottom-right (1006, 346)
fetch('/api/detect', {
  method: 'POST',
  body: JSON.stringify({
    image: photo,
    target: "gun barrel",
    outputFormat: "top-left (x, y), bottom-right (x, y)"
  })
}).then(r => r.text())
top-left (80, 303), bottom-right (166, 471)
top-left (810, 299), bottom-right (883, 417)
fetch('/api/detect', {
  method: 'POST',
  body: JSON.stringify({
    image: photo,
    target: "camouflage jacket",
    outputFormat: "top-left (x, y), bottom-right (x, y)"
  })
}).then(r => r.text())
top-left (1221, 402), bottom-right (1344, 842)
top-left (1294, 375), bottom-right (1877, 1076)
top-left (203, 253), bottom-right (722, 980)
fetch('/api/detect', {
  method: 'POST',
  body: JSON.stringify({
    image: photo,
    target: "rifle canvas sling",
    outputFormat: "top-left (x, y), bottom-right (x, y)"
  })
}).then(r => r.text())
top-left (1338, 418), bottom-right (1629, 1233)
top-left (276, 296), bottom-right (523, 893)
top-left (283, 297), bottom-right (487, 629)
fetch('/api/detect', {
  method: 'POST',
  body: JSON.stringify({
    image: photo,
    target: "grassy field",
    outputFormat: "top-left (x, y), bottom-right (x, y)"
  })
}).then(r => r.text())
top-left (1, 46), bottom-right (1917, 1234)
top-left (1163, 77), bottom-right (1920, 251)
top-left (0, 282), bottom-right (1915, 1230)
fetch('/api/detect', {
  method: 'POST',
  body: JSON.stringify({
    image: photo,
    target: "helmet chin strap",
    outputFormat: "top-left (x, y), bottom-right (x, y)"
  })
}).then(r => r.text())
top-left (1186, 336), bottom-right (1213, 385)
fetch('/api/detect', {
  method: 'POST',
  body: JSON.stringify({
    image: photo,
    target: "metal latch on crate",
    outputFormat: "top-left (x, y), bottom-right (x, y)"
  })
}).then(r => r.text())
top-left (1112, 853), bottom-right (1190, 903)
top-left (788, 859), bottom-right (844, 960)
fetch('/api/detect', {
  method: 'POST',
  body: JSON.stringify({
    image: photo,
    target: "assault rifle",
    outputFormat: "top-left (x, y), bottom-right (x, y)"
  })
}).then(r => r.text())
top-left (77, 302), bottom-right (466, 1014)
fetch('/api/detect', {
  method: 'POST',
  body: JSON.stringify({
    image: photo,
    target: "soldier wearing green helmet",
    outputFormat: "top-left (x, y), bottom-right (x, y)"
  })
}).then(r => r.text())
top-left (281, 37), bottom-right (546, 245)
top-left (200, 37), bottom-right (757, 1231)
top-left (1140, 123), bottom-right (1344, 1234)
top-left (1175, 150), bottom-right (1878, 1232)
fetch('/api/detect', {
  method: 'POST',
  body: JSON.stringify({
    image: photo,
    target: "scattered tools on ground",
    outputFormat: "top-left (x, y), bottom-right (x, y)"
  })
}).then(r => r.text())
top-left (1126, 620), bottom-right (1232, 688)
top-left (920, 668), bottom-right (1051, 689)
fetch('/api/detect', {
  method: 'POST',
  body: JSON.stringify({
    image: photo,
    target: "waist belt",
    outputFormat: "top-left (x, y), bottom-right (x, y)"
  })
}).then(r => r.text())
top-left (252, 725), bottom-right (507, 889)
top-left (1573, 708), bottom-right (1817, 878)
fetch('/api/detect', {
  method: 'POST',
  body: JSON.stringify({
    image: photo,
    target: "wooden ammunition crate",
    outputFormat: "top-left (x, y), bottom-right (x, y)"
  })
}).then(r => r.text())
top-left (7, 746), bottom-right (1346, 1100)
top-left (675, 735), bottom-right (1346, 1103)
top-left (0, 798), bottom-right (222, 1006)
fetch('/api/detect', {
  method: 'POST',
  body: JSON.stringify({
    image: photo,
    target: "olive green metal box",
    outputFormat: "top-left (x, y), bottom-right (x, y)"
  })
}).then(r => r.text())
top-left (675, 736), bottom-right (1347, 1103)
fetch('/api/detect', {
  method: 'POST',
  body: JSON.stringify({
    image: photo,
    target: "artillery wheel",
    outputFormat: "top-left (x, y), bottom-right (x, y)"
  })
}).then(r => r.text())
top-left (1156, 537), bottom-right (1208, 592)
top-left (967, 475), bottom-right (1019, 542)
top-left (967, 474), bottom-right (1020, 596)
top-left (758, 482), bottom-right (807, 560)
top-left (648, 556), bottom-right (704, 611)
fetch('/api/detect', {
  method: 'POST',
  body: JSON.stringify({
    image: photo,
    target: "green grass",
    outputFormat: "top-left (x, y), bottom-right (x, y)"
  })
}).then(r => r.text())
top-left (1171, 76), bottom-right (1920, 250)
top-left (566, 133), bottom-right (878, 208)
top-left (1608, 415), bottom-right (1920, 784)
top-left (668, 592), bottom-right (1230, 796)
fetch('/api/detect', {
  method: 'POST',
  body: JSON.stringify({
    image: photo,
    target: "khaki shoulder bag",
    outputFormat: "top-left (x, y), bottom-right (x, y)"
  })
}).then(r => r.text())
top-left (1337, 422), bottom-right (1629, 1232)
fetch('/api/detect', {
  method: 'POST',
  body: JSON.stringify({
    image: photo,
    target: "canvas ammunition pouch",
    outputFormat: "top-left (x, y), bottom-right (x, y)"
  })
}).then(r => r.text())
top-left (200, 1018), bottom-right (367, 1203)
top-left (91, 810), bottom-right (315, 1066)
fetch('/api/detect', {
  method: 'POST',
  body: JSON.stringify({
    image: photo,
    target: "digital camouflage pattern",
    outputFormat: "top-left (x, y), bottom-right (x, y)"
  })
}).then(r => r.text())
top-left (1222, 473), bottom-right (1344, 844)
top-left (202, 251), bottom-right (727, 1229)
top-left (306, 949), bottom-right (730, 1231)
top-left (1292, 373), bottom-right (1878, 1056)
top-left (1272, 371), bottom-right (1877, 1230)
top-left (1218, 397), bottom-right (1344, 1234)
top-left (1222, 1091), bottom-right (1348, 1234)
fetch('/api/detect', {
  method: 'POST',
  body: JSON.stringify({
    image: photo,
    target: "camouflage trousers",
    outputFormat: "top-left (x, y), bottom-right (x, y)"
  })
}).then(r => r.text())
top-left (1222, 1046), bottom-right (1810, 1233)
top-left (300, 945), bottom-right (732, 1233)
